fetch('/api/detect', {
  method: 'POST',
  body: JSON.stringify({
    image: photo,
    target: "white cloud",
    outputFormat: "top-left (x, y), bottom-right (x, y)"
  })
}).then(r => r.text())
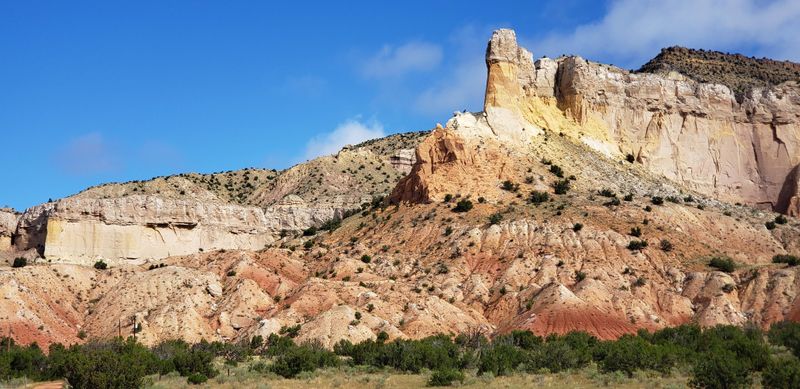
top-left (303, 118), bottom-right (385, 160)
top-left (526, 0), bottom-right (800, 68)
top-left (362, 42), bottom-right (443, 79)
top-left (54, 132), bottom-right (119, 175)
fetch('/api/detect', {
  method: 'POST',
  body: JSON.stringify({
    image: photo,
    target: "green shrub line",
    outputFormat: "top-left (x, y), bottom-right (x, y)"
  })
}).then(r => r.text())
top-left (4, 322), bottom-right (800, 388)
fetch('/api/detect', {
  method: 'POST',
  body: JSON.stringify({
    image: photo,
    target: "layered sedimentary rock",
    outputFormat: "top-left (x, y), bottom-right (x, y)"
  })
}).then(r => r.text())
top-left (14, 196), bottom-right (273, 265)
top-left (263, 194), bottom-right (351, 232)
top-left (0, 208), bottom-right (18, 251)
top-left (5, 131), bottom-right (426, 264)
top-left (481, 29), bottom-right (800, 214)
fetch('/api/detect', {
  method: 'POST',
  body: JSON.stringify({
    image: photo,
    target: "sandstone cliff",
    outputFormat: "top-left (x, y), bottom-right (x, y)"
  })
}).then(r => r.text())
top-left (14, 196), bottom-right (273, 265)
top-left (479, 29), bottom-right (800, 215)
top-left (8, 131), bottom-right (425, 264)
top-left (0, 208), bottom-right (18, 251)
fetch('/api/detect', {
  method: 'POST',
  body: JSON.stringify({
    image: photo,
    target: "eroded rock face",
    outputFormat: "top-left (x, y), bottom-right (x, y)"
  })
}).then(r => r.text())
top-left (0, 208), bottom-right (18, 251)
top-left (14, 196), bottom-right (273, 265)
top-left (391, 109), bottom-right (541, 203)
top-left (482, 28), bottom-right (800, 214)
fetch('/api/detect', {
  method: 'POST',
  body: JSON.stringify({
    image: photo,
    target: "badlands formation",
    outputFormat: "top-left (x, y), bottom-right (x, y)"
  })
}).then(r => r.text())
top-left (2, 29), bottom-right (800, 350)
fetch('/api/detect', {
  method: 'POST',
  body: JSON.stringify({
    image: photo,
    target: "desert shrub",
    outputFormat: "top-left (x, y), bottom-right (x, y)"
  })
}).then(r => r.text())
top-left (187, 373), bottom-right (207, 384)
top-left (452, 199), bottom-right (473, 213)
top-left (768, 321), bottom-right (800, 358)
top-left (775, 215), bottom-right (788, 225)
top-left (361, 254), bottom-right (372, 263)
top-left (573, 223), bottom-right (583, 232)
top-left (0, 338), bottom-right (47, 381)
top-left (660, 239), bottom-right (674, 252)
top-left (709, 256), bottom-right (736, 273)
top-left (249, 335), bottom-right (263, 350)
top-left (604, 197), bottom-right (621, 206)
top-left (529, 191), bottom-right (550, 204)
top-left (528, 332), bottom-right (596, 372)
top-left (666, 196), bottom-right (681, 203)
top-left (651, 196), bottom-right (664, 205)
top-left (766, 221), bottom-right (776, 230)
top-left (633, 277), bottom-right (647, 287)
top-left (552, 179), bottom-right (570, 195)
top-left (494, 330), bottom-right (542, 351)
top-left (303, 240), bottom-right (314, 249)
top-left (599, 188), bottom-right (616, 197)
top-left (351, 335), bottom-right (460, 373)
top-left (627, 240), bottom-right (648, 251)
top-left (626, 153), bottom-right (635, 163)
top-left (319, 217), bottom-right (342, 232)
top-left (269, 342), bottom-right (339, 378)
top-left (598, 335), bottom-right (675, 376)
top-left (575, 271), bottom-right (587, 282)
top-left (488, 213), bottom-right (503, 225)
top-left (705, 325), bottom-right (770, 372)
top-left (773, 254), bottom-right (800, 267)
top-left (501, 180), bottom-right (519, 192)
top-left (623, 193), bottom-right (634, 201)
top-left (428, 368), bottom-right (465, 386)
top-left (156, 340), bottom-right (217, 378)
top-left (443, 194), bottom-right (453, 203)
top-left (12, 257), bottom-right (27, 268)
top-left (302, 226), bottom-right (317, 236)
top-left (478, 343), bottom-right (526, 376)
top-left (549, 164), bottom-right (564, 178)
top-left (48, 338), bottom-right (163, 389)
top-left (762, 356), bottom-right (800, 388)
top-left (690, 348), bottom-right (752, 389)
top-left (279, 325), bottom-right (302, 339)
top-left (629, 227), bottom-right (641, 237)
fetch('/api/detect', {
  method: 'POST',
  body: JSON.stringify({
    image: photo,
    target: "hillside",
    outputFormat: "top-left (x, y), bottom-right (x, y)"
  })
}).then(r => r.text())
top-left (1, 29), bottom-right (799, 354)
top-left (638, 46), bottom-right (800, 98)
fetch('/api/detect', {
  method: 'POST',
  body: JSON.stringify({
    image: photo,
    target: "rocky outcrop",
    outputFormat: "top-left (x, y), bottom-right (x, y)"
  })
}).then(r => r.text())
top-left (0, 208), bottom-right (18, 251)
top-left (263, 194), bottom-right (351, 232)
top-left (388, 149), bottom-right (416, 175)
top-left (482, 28), bottom-right (800, 214)
top-left (14, 196), bottom-right (273, 265)
top-left (4, 130), bottom-right (426, 264)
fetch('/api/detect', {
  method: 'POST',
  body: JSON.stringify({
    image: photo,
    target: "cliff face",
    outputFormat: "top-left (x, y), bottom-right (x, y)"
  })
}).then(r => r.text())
top-left (14, 196), bottom-right (274, 265)
top-left (0, 208), bottom-right (18, 251)
top-left (481, 29), bottom-right (800, 215)
top-left (6, 132), bottom-right (424, 264)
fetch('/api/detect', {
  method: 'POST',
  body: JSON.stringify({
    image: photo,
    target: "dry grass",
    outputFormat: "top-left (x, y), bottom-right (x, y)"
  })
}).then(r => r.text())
top-left (142, 360), bottom-right (689, 389)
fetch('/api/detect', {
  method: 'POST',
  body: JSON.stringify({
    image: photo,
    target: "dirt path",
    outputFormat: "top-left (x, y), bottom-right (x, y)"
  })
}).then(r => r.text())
top-left (27, 381), bottom-right (64, 389)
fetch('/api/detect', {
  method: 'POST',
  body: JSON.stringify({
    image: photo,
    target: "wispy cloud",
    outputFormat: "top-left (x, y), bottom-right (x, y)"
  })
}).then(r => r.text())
top-left (525, 0), bottom-right (800, 68)
top-left (361, 42), bottom-right (443, 79)
top-left (54, 132), bottom-right (119, 175)
top-left (303, 117), bottom-right (385, 160)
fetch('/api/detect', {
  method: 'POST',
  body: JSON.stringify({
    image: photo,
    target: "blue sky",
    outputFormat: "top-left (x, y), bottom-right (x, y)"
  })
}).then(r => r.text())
top-left (1, 0), bottom-right (798, 210)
